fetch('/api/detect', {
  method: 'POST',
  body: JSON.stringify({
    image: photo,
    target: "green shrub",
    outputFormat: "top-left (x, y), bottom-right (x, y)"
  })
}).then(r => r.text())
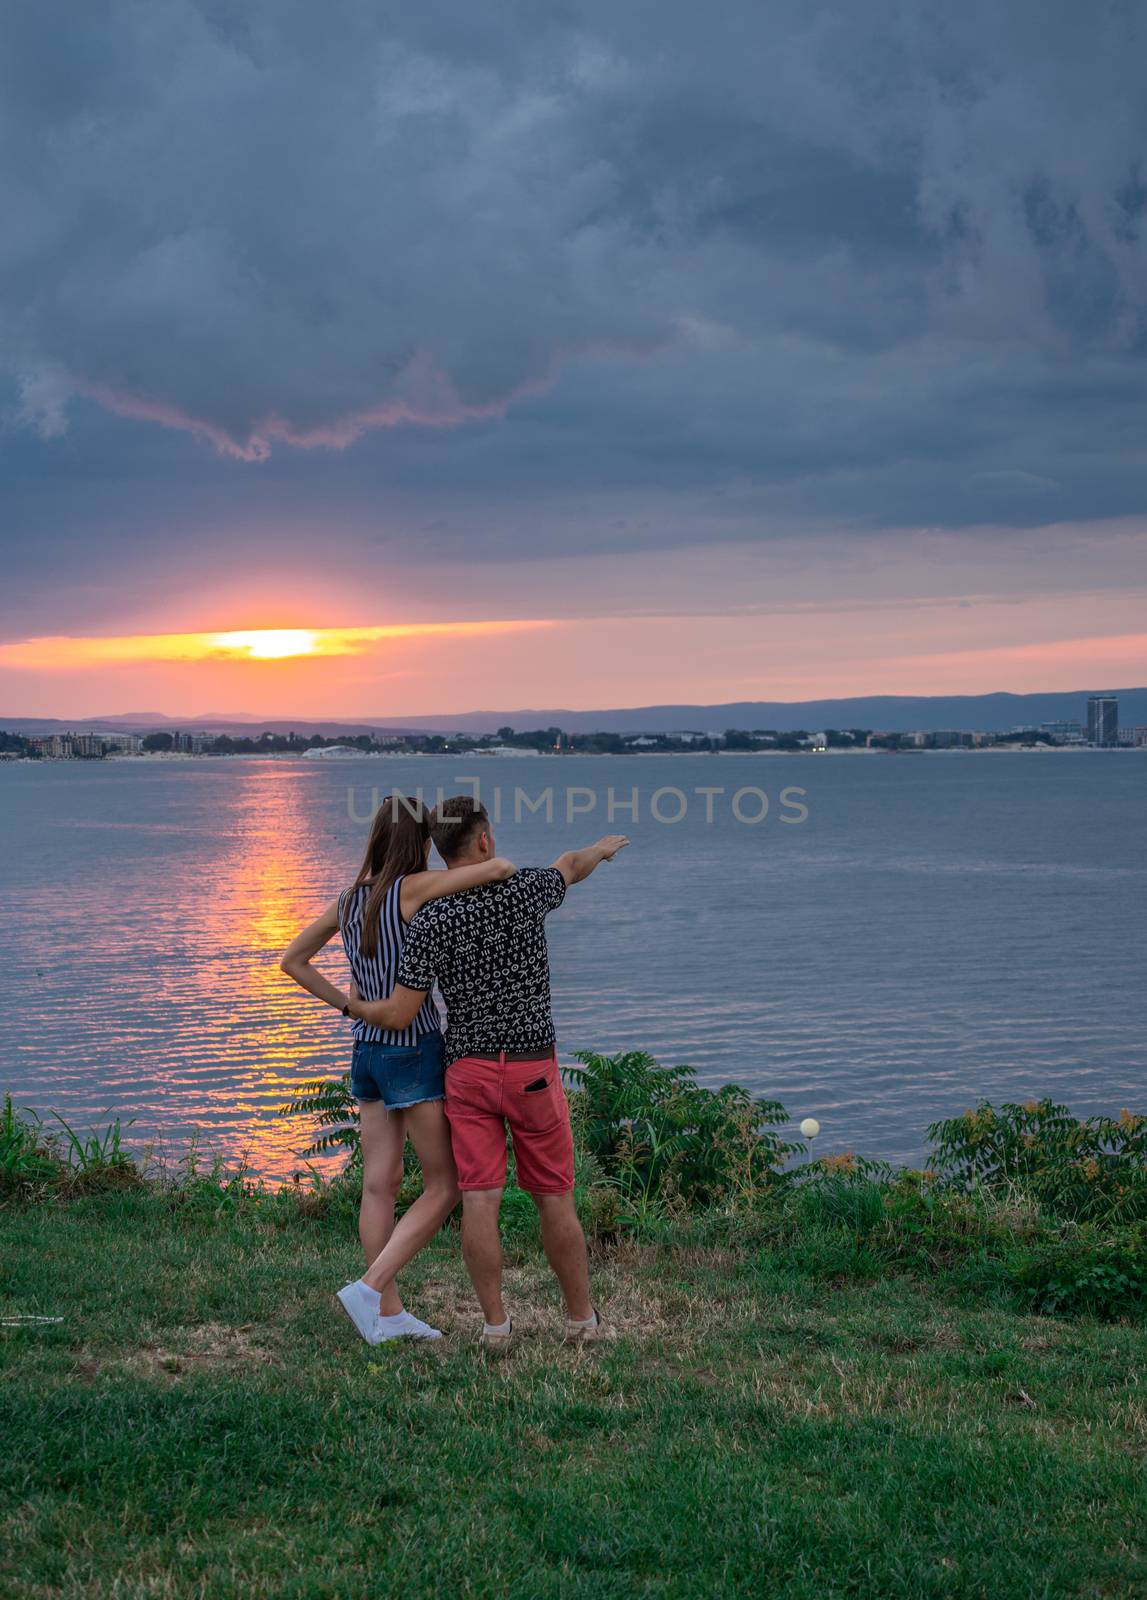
top-left (1005, 1230), bottom-right (1147, 1319)
top-left (928, 1099), bottom-right (1147, 1224)
top-left (2, 1099), bottom-right (145, 1201)
top-left (276, 1053), bottom-right (800, 1215)
top-left (49, 1111), bottom-right (143, 1194)
top-left (11, 1073), bottom-right (1147, 1325)
top-left (577, 1182), bottom-right (624, 1241)
top-left (0, 1096), bottom-right (61, 1196)
top-left (797, 1173), bottom-right (889, 1235)
top-left (566, 1049), bottom-right (797, 1212)
top-left (163, 1145), bottom-right (262, 1216)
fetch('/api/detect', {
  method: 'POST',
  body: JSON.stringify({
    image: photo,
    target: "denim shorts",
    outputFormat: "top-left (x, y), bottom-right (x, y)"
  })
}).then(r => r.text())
top-left (350, 1032), bottom-right (446, 1110)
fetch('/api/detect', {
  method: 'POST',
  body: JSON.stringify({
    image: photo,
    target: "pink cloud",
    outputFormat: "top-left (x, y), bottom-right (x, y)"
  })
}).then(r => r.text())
top-left (81, 336), bottom-right (659, 460)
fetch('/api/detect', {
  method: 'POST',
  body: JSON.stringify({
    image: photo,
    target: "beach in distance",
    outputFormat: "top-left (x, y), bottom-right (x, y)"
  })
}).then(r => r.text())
top-left (11, 739), bottom-right (1143, 761)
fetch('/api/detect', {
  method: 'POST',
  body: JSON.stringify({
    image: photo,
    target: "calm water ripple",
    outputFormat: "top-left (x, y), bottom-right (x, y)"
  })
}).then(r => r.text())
top-left (1, 751), bottom-right (1143, 1177)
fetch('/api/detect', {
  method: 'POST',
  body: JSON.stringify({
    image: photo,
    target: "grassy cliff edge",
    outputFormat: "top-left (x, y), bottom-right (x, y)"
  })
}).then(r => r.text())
top-left (2, 1065), bottom-right (1145, 1598)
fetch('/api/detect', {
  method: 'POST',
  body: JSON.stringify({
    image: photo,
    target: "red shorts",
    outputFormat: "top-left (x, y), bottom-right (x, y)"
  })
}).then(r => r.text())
top-left (444, 1051), bottom-right (575, 1196)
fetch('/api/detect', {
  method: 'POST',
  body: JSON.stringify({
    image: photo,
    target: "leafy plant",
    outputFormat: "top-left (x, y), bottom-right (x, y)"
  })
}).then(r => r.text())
top-left (797, 1172), bottom-right (889, 1235)
top-left (163, 1143), bottom-right (260, 1215)
top-left (0, 1096), bottom-right (60, 1195)
top-left (48, 1111), bottom-right (142, 1193)
top-left (50, 1111), bottom-right (134, 1167)
top-left (278, 1074), bottom-right (361, 1164)
top-left (1006, 1231), bottom-right (1147, 1319)
top-left (928, 1100), bottom-right (1147, 1224)
top-left (566, 1049), bottom-right (797, 1210)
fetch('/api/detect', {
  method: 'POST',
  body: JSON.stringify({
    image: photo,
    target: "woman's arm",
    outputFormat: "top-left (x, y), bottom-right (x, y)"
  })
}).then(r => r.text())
top-left (279, 899), bottom-right (352, 1014)
top-left (399, 856), bottom-right (516, 921)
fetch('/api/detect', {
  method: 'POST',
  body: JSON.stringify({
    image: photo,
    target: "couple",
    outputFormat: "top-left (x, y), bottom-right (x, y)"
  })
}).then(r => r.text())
top-left (281, 793), bottom-right (628, 1348)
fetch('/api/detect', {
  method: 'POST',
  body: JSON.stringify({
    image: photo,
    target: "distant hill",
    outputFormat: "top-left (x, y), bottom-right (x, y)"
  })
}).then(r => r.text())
top-left (0, 714), bottom-right (431, 738)
top-left (362, 689), bottom-right (1147, 736)
top-left (3, 687), bottom-right (1145, 739)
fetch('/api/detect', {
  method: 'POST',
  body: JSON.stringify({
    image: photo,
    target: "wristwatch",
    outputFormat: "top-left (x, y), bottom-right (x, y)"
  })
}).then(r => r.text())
top-left (341, 1002), bottom-right (352, 1017)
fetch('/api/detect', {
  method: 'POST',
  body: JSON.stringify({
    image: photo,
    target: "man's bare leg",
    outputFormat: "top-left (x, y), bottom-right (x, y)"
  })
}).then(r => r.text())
top-left (461, 1188), bottom-right (507, 1325)
top-left (533, 1192), bottom-right (593, 1322)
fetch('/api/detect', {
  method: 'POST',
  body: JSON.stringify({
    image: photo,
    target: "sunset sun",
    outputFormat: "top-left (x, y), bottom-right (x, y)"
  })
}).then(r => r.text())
top-left (210, 629), bottom-right (319, 661)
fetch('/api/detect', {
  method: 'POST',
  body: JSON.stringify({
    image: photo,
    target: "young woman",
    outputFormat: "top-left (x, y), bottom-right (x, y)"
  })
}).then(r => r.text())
top-left (280, 794), bottom-right (515, 1343)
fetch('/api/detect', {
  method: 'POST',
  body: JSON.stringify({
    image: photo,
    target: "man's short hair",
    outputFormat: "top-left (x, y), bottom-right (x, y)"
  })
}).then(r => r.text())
top-left (430, 795), bottom-right (490, 861)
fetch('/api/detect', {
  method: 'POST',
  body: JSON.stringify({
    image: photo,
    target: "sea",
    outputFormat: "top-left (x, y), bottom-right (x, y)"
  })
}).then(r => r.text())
top-left (1, 749), bottom-right (1143, 1178)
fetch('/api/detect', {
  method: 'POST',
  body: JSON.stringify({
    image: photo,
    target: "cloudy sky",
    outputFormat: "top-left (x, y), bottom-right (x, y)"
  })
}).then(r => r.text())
top-left (2, 0), bottom-right (1147, 717)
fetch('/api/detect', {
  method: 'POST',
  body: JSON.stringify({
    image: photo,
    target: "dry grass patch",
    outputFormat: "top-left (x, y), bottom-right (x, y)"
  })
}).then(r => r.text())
top-left (669, 1245), bottom-right (741, 1270)
top-left (116, 1322), bottom-right (280, 1381)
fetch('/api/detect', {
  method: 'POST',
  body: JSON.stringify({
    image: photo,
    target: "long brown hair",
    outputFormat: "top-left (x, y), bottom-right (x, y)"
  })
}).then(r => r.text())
top-left (352, 795), bottom-right (431, 959)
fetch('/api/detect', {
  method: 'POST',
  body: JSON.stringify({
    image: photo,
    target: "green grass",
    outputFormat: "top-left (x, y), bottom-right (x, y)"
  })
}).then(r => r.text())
top-left (2, 1191), bottom-right (1145, 1599)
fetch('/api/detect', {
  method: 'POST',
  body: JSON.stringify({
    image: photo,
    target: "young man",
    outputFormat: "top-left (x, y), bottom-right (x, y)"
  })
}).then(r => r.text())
top-left (347, 795), bottom-right (628, 1348)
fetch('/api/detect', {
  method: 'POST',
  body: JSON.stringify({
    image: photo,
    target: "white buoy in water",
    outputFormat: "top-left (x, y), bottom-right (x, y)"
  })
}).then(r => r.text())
top-left (799, 1117), bottom-right (820, 1139)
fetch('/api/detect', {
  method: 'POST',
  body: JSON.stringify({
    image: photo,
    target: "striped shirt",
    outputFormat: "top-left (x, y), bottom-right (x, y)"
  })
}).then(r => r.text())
top-left (337, 876), bottom-right (442, 1046)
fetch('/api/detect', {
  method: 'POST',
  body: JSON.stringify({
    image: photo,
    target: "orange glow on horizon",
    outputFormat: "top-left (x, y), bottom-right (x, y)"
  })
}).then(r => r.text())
top-left (2, 594), bottom-right (1145, 720)
top-left (0, 619), bottom-right (553, 671)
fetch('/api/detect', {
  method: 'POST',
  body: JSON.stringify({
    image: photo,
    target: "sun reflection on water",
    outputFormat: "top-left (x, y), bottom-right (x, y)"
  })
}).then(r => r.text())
top-left (4, 761), bottom-right (360, 1182)
top-left (192, 765), bottom-right (356, 1176)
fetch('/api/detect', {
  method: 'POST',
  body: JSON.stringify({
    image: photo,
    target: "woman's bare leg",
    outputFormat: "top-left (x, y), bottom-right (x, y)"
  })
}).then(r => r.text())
top-left (357, 1101), bottom-right (406, 1314)
top-left (362, 1100), bottom-right (460, 1299)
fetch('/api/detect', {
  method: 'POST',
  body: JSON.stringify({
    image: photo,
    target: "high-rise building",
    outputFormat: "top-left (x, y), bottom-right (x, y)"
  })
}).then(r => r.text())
top-left (1087, 695), bottom-right (1119, 746)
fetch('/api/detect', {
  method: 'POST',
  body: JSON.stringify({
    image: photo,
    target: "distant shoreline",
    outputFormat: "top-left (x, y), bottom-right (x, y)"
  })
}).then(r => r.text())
top-left (2, 744), bottom-right (1143, 766)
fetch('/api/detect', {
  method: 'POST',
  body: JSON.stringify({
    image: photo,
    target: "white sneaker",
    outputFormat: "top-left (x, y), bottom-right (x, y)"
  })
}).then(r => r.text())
top-left (337, 1285), bottom-right (445, 1344)
top-left (374, 1310), bottom-right (444, 1342)
top-left (337, 1281), bottom-right (383, 1343)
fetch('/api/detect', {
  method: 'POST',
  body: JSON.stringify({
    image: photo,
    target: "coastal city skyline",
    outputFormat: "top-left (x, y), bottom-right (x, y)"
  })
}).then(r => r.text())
top-left (5, 691), bottom-right (1145, 761)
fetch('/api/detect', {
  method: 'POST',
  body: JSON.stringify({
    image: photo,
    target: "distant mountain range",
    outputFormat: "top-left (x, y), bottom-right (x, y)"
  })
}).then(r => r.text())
top-left (2, 687), bottom-right (1145, 738)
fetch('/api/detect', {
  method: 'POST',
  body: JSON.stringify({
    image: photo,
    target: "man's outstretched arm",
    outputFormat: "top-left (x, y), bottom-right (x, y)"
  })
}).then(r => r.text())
top-left (552, 834), bottom-right (629, 886)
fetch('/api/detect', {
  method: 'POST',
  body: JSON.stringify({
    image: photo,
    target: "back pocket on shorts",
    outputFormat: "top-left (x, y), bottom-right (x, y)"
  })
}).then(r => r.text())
top-left (378, 1047), bottom-right (423, 1096)
top-left (508, 1074), bottom-right (562, 1134)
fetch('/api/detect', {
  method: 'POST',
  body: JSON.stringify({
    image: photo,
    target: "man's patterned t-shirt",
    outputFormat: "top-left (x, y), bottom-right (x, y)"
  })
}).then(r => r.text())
top-left (396, 867), bottom-right (567, 1064)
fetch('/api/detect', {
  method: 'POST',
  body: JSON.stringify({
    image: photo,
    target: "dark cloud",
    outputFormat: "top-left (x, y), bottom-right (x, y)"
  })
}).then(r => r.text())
top-left (2, 0), bottom-right (1147, 604)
